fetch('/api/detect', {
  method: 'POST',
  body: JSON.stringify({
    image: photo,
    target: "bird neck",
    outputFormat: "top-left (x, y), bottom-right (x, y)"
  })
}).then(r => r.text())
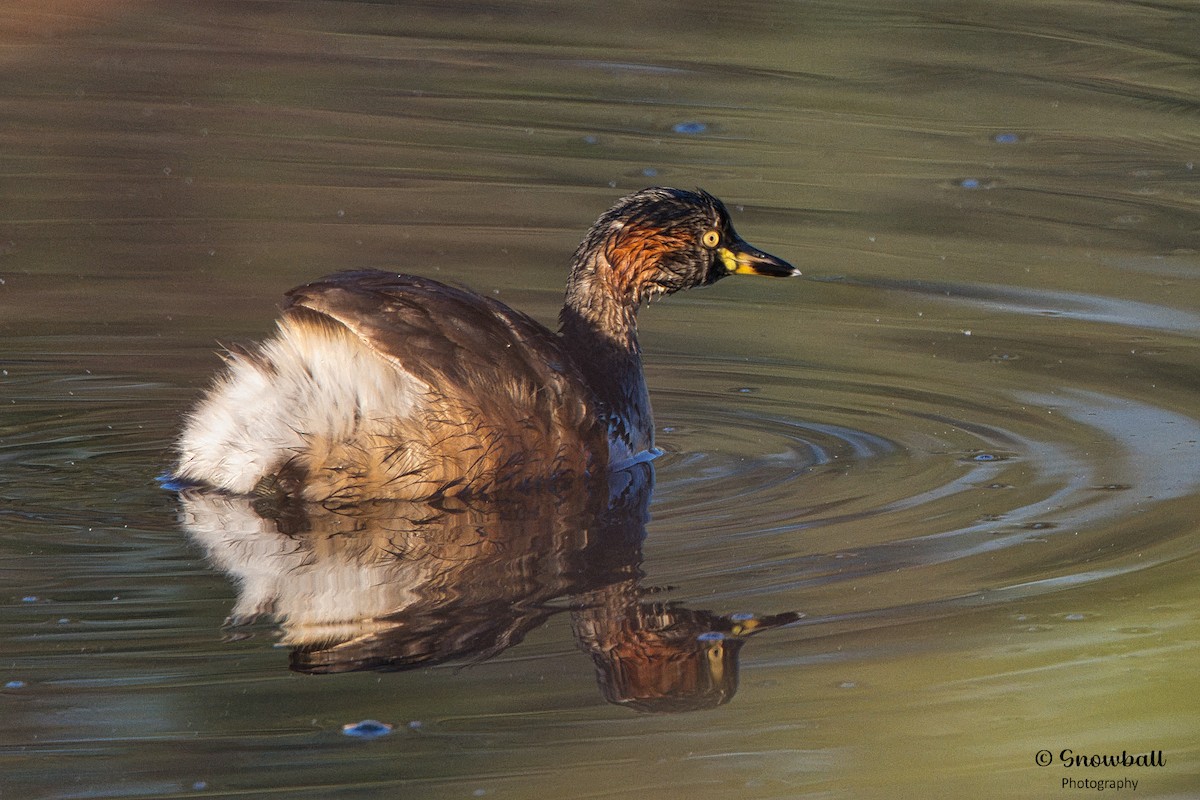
top-left (560, 250), bottom-right (654, 459)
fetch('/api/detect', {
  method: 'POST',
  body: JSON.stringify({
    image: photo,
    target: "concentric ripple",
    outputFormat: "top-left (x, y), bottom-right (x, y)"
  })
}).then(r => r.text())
top-left (643, 353), bottom-right (1200, 623)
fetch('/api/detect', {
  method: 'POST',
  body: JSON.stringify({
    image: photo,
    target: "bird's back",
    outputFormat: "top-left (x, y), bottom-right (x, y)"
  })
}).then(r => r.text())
top-left (174, 270), bottom-right (606, 503)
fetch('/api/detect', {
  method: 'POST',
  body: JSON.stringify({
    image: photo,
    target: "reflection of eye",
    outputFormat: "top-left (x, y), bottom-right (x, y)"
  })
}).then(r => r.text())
top-left (701, 230), bottom-right (720, 249)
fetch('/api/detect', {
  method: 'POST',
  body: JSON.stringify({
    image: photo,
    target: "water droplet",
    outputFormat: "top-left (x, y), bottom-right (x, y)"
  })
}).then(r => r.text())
top-left (959, 178), bottom-right (981, 189)
top-left (341, 720), bottom-right (394, 739)
top-left (5, 680), bottom-right (26, 689)
top-left (672, 121), bottom-right (707, 135)
top-left (992, 132), bottom-right (1020, 144)
top-left (641, 167), bottom-right (658, 177)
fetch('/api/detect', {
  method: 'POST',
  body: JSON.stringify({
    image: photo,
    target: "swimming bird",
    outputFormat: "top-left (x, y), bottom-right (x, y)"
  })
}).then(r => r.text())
top-left (173, 187), bottom-right (797, 503)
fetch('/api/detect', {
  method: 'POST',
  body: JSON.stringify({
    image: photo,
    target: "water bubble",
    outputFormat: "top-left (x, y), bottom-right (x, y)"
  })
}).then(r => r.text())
top-left (641, 167), bottom-right (658, 177)
top-left (341, 719), bottom-right (394, 739)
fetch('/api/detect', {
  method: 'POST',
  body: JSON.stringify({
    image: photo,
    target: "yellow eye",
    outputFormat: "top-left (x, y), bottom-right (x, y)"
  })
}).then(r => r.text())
top-left (701, 229), bottom-right (720, 248)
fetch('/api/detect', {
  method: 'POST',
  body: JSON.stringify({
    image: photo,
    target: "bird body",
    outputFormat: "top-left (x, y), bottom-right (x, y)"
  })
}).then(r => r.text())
top-left (173, 188), bottom-right (797, 503)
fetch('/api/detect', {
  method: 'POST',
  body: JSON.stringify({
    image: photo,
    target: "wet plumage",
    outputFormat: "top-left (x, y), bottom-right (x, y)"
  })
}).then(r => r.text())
top-left (173, 187), bottom-right (797, 503)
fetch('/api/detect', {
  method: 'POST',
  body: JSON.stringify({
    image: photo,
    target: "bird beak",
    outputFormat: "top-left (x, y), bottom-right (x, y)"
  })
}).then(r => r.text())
top-left (718, 238), bottom-right (800, 277)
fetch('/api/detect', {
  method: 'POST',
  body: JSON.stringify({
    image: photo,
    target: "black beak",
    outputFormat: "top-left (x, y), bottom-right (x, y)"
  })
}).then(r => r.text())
top-left (718, 238), bottom-right (799, 278)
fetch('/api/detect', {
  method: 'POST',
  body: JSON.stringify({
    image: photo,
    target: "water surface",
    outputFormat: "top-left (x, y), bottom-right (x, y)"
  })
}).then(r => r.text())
top-left (2, 2), bottom-right (1198, 798)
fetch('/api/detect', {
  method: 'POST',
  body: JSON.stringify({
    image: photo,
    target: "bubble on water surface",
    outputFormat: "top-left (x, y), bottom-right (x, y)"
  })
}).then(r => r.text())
top-left (341, 720), bottom-right (394, 739)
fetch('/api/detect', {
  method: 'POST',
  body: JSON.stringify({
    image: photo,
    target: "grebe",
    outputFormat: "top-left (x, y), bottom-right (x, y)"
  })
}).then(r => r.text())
top-left (173, 187), bottom-right (797, 503)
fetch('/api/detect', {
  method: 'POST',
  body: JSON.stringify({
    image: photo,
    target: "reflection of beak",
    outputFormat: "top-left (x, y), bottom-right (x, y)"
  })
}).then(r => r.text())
top-left (719, 238), bottom-right (800, 278)
top-left (727, 610), bottom-right (805, 638)
top-left (730, 619), bottom-right (760, 636)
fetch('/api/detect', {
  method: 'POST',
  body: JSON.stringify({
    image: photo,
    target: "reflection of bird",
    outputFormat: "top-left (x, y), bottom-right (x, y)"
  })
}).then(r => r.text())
top-left (178, 487), bottom-right (609, 674)
top-left (180, 464), bottom-right (803, 713)
top-left (573, 595), bottom-right (803, 713)
top-left (173, 188), bottom-right (797, 503)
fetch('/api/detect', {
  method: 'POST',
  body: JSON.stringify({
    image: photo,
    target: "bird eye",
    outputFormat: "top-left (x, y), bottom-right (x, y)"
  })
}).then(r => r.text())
top-left (701, 229), bottom-right (720, 249)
